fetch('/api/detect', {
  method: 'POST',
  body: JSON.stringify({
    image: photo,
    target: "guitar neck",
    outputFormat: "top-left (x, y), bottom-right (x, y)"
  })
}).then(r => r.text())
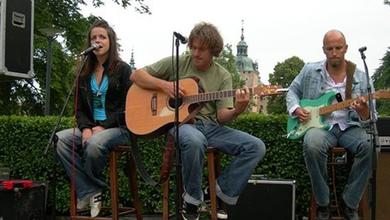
top-left (319, 94), bottom-right (370, 115)
top-left (183, 87), bottom-right (257, 104)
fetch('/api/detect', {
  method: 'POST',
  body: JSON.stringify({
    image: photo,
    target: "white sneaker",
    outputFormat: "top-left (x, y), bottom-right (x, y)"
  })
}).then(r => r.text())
top-left (217, 208), bottom-right (228, 219)
top-left (90, 192), bottom-right (102, 217)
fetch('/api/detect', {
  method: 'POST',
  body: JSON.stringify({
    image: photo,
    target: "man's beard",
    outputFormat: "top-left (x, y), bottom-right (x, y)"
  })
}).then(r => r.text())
top-left (328, 59), bottom-right (341, 68)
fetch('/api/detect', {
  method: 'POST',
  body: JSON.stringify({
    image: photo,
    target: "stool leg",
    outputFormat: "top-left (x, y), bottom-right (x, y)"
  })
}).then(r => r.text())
top-left (207, 151), bottom-right (217, 220)
top-left (126, 152), bottom-right (143, 220)
top-left (331, 162), bottom-right (342, 217)
top-left (308, 193), bottom-right (317, 220)
top-left (110, 151), bottom-right (119, 220)
top-left (70, 179), bottom-right (77, 217)
top-left (162, 180), bottom-right (169, 220)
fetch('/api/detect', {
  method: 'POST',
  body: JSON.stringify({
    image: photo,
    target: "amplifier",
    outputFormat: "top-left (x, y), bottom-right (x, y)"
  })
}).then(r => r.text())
top-left (0, 182), bottom-right (46, 220)
top-left (227, 176), bottom-right (296, 220)
top-left (377, 117), bottom-right (390, 151)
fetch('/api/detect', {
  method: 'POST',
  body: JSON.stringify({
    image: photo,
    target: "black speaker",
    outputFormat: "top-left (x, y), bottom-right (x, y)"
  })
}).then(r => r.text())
top-left (0, 0), bottom-right (34, 79)
top-left (377, 117), bottom-right (390, 151)
top-left (0, 182), bottom-right (46, 220)
top-left (227, 176), bottom-right (296, 220)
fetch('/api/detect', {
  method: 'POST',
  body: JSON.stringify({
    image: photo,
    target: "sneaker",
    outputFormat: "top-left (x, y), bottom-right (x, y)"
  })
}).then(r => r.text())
top-left (344, 206), bottom-right (359, 220)
top-left (217, 208), bottom-right (228, 219)
top-left (90, 192), bottom-right (102, 217)
top-left (316, 206), bottom-right (330, 220)
top-left (203, 187), bottom-right (228, 219)
top-left (182, 202), bottom-right (200, 220)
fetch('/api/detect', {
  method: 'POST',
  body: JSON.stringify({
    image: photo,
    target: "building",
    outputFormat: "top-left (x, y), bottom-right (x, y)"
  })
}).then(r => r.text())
top-left (235, 21), bottom-right (266, 113)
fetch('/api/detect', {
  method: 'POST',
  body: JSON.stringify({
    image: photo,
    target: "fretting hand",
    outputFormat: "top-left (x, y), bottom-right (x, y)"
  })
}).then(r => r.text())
top-left (234, 86), bottom-right (250, 115)
top-left (350, 96), bottom-right (369, 120)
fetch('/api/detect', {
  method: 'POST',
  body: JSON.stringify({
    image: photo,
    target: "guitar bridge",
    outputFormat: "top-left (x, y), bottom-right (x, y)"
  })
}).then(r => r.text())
top-left (151, 93), bottom-right (157, 115)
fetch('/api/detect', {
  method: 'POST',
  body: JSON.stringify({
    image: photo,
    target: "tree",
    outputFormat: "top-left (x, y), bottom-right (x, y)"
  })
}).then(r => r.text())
top-left (0, 0), bottom-right (150, 116)
top-left (372, 48), bottom-right (390, 116)
top-left (267, 56), bottom-right (304, 114)
top-left (215, 44), bottom-right (245, 89)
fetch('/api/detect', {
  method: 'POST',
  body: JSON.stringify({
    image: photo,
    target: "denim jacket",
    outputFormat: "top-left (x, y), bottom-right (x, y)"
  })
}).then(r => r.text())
top-left (286, 60), bottom-right (377, 127)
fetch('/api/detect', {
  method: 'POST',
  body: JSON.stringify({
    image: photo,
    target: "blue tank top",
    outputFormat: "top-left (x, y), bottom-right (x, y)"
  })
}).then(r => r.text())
top-left (90, 73), bottom-right (108, 121)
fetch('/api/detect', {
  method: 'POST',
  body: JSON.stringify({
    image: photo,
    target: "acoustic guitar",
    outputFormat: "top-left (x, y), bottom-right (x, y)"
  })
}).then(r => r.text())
top-left (126, 78), bottom-right (285, 136)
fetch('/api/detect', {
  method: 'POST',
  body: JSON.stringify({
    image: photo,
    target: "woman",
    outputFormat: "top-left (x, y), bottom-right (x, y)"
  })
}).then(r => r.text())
top-left (55, 19), bottom-right (132, 217)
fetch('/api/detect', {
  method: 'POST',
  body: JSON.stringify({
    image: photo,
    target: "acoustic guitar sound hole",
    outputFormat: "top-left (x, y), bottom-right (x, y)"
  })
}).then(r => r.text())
top-left (168, 98), bottom-right (183, 110)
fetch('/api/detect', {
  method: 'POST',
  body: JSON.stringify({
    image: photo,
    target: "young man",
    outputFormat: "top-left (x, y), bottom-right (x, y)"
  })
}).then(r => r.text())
top-left (286, 29), bottom-right (375, 220)
top-left (130, 22), bottom-right (266, 220)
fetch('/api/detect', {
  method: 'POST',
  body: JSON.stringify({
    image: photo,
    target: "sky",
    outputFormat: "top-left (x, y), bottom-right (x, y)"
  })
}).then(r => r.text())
top-left (81, 0), bottom-right (390, 83)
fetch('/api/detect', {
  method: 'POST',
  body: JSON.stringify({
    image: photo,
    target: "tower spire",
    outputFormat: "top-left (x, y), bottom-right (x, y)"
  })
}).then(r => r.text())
top-left (129, 49), bottom-right (136, 71)
top-left (241, 19), bottom-right (245, 41)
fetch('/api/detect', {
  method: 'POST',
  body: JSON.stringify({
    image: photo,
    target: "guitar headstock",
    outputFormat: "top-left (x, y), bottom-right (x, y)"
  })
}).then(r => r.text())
top-left (253, 85), bottom-right (287, 97)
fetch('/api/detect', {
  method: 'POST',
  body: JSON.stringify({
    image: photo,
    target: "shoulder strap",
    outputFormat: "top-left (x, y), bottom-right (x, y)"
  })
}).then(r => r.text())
top-left (345, 61), bottom-right (356, 99)
top-left (129, 134), bottom-right (159, 186)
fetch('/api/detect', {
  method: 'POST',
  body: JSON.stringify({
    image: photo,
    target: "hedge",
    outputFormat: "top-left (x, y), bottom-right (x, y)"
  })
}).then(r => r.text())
top-left (0, 114), bottom-right (312, 218)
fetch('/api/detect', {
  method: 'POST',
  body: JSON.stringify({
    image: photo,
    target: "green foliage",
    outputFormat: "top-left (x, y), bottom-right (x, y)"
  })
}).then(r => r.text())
top-left (372, 48), bottom-right (390, 116)
top-left (267, 56), bottom-right (305, 114)
top-left (0, 0), bottom-right (151, 116)
top-left (0, 115), bottom-right (312, 218)
top-left (215, 44), bottom-right (245, 89)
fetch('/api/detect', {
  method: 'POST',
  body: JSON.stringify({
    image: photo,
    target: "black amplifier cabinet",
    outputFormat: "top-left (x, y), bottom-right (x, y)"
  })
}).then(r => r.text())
top-left (0, 182), bottom-right (46, 220)
top-left (377, 117), bottom-right (390, 151)
top-left (227, 176), bottom-right (296, 220)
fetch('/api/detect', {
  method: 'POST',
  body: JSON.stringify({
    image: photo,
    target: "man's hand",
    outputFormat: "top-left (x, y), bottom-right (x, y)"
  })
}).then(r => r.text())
top-left (234, 86), bottom-right (250, 115)
top-left (161, 81), bottom-right (185, 98)
top-left (294, 107), bottom-right (311, 123)
top-left (350, 96), bottom-right (369, 120)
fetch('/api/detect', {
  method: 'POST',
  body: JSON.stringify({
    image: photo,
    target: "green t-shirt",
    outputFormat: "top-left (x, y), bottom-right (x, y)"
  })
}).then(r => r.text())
top-left (144, 54), bottom-right (233, 122)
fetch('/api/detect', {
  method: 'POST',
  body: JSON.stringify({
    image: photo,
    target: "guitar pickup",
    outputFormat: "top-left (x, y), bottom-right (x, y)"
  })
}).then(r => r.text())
top-left (335, 93), bottom-right (343, 103)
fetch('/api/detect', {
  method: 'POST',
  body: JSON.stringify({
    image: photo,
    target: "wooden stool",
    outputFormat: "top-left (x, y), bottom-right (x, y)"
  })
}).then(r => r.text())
top-left (162, 136), bottom-right (222, 220)
top-left (308, 147), bottom-right (368, 220)
top-left (70, 145), bottom-right (143, 220)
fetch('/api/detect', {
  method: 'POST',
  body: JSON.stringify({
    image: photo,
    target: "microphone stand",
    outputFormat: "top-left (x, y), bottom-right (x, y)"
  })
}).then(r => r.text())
top-left (359, 48), bottom-right (378, 220)
top-left (42, 54), bottom-right (87, 219)
top-left (44, 54), bottom-right (88, 155)
top-left (173, 34), bottom-right (183, 220)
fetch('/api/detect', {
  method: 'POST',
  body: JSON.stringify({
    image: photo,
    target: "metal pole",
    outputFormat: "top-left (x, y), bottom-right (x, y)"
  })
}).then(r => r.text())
top-left (45, 37), bottom-right (53, 115)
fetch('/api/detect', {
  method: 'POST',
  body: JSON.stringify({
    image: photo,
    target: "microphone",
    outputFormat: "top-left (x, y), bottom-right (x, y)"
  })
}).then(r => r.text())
top-left (173, 32), bottom-right (188, 44)
top-left (79, 43), bottom-right (101, 56)
top-left (358, 46), bottom-right (367, 53)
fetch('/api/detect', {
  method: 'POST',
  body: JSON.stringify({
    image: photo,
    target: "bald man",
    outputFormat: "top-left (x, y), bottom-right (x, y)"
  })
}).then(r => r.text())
top-left (286, 30), bottom-right (376, 220)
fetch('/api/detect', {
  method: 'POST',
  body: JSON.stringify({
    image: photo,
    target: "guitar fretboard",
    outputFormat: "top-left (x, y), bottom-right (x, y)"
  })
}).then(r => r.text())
top-left (183, 88), bottom-right (257, 104)
top-left (319, 93), bottom-right (373, 115)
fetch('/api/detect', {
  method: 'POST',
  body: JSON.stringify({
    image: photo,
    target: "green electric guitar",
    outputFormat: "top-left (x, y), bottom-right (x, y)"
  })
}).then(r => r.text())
top-left (286, 90), bottom-right (390, 140)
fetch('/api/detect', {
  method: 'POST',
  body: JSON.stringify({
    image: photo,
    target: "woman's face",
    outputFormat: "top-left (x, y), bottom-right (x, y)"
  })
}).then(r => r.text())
top-left (90, 27), bottom-right (110, 58)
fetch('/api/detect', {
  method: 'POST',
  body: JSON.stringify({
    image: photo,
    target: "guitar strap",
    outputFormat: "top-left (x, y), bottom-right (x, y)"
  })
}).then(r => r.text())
top-left (345, 60), bottom-right (356, 99)
top-left (129, 133), bottom-right (159, 186)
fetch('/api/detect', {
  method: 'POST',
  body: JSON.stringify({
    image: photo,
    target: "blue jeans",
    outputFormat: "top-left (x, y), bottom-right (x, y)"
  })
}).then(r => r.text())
top-left (55, 127), bottom-right (131, 200)
top-left (303, 125), bottom-right (372, 209)
top-left (170, 121), bottom-right (266, 206)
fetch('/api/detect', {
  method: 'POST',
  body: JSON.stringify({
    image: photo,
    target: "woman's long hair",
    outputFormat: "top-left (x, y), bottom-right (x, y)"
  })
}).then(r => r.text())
top-left (80, 19), bottom-right (122, 78)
